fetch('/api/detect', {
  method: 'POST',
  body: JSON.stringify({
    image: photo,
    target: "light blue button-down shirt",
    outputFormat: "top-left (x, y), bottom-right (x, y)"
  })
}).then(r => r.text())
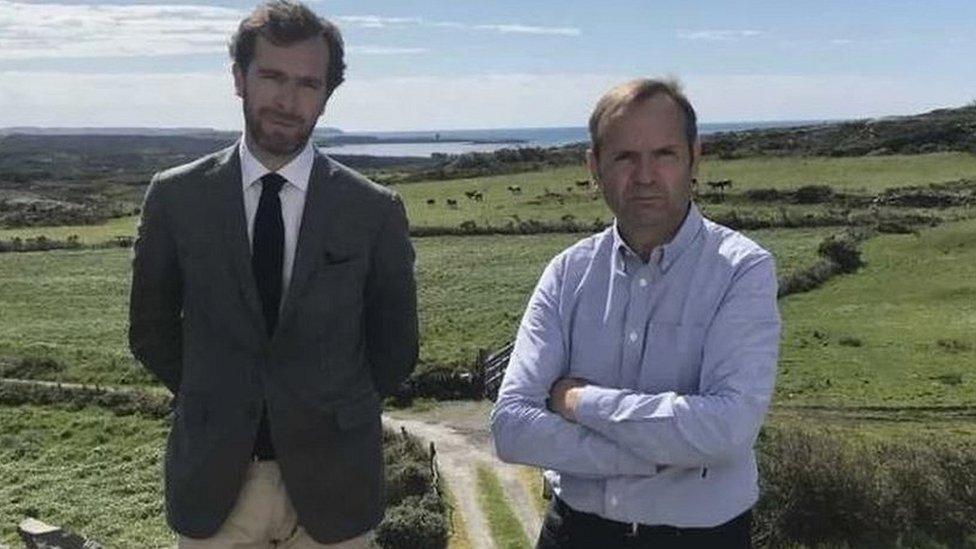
top-left (490, 203), bottom-right (780, 528)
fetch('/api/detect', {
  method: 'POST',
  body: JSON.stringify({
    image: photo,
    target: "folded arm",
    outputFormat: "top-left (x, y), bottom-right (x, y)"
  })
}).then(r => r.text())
top-left (569, 254), bottom-right (781, 468)
top-left (490, 256), bottom-right (661, 478)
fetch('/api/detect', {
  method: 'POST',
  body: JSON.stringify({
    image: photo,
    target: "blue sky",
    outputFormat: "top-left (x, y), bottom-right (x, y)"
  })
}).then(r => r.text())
top-left (1, 0), bottom-right (973, 131)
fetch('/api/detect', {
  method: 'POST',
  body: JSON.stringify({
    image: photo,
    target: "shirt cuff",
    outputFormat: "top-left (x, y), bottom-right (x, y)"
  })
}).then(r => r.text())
top-left (575, 384), bottom-right (660, 476)
top-left (574, 384), bottom-right (614, 431)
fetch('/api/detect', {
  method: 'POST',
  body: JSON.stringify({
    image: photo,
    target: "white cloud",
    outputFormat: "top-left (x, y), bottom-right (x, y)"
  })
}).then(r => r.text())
top-left (0, 2), bottom-right (578, 61)
top-left (472, 24), bottom-right (581, 36)
top-left (0, 1), bottom-right (241, 59)
top-left (347, 46), bottom-right (428, 55)
top-left (337, 15), bottom-right (581, 37)
top-left (334, 15), bottom-right (421, 29)
top-left (678, 30), bottom-right (762, 42)
top-left (1, 70), bottom-right (970, 131)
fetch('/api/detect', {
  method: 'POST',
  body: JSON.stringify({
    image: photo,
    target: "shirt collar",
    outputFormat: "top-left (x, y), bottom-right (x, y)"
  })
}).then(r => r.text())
top-left (610, 202), bottom-right (703, 273)
top-left (238, 134), bottom-right (315, 192)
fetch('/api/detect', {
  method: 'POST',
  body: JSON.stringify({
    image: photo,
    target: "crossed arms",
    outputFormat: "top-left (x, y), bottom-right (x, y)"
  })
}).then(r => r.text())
top-left (489, 253), bottom-right (780, 477)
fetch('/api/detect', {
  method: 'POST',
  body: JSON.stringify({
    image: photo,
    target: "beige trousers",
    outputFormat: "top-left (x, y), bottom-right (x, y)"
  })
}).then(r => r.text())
top-left (178, 461), bottom-right (374, 549)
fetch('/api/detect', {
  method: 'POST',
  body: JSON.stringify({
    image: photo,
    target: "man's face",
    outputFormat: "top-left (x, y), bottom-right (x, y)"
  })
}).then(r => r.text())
top-left (587, 95), bottom-right (700, 242)
top-left (233, 35), bottom-right (331, 157)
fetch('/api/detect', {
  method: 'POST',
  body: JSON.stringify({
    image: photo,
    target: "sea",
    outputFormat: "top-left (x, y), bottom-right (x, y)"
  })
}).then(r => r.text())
top-left (318, 121), bottom-right (824, 158)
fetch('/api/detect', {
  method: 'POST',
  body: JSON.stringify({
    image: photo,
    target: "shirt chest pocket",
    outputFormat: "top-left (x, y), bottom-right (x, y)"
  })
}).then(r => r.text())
top-left (639, 322), bottom-right (706, 394)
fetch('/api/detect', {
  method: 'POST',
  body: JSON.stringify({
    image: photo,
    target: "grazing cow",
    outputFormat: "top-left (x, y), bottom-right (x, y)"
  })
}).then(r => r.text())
top-left (507, 185), bottom-right (522, 195)
top-left (446, 199), bottom-right (458, 208)
top-left (426, 198), bottom-right (436, 205)
top-left (706, 179), bottom-right (733, 193)
top-left (472, 191), bottom-right (484, 202)
top-left (575, 179), bottom-right (590, 188)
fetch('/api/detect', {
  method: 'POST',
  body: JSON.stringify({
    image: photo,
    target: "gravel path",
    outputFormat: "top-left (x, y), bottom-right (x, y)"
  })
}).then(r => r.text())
top-left (384, 401), bottom-right (544, 548)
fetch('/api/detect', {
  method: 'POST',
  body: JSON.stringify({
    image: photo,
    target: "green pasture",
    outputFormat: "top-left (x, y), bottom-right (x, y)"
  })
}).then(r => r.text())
top-left (394, 152), bottom-right (976, 228)
top-left (776, 217), bottom-right (976, 408)
top-left (0, 227), bottom-right (830, 385)
top-left (698, 152), bottom-right (976, 192)
top-left (0, 215), bottom-right (139, 244)
top-left (0, 405), bottom-right (171, 548)
top-left (3, 152), bottom-right (972, 243)
top-left (416, 227), bottom-right (828, 368)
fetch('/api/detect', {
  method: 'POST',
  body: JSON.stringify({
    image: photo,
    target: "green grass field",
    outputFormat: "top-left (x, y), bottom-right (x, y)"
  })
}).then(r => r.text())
top-left (776, 217), bottom-right (976, 408)
top-left (697, 152), bottom-right (976, 192)
top-left (0, 405), bottom-right (171, 548)
top-left (0, 227), bottom-right (831, 384)
top-left (0, 215), bottom-right (138, 244)
top-left (1, 153), bottom-right (974, 548)
top-left (4, 152), bottom-right (972, 243)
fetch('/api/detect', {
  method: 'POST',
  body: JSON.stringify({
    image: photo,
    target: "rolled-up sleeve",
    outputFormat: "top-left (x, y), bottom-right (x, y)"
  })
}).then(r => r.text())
top-left (573, 253), bottom-right (780, 467)
top-left (490, 255), bottom-right (661, 477)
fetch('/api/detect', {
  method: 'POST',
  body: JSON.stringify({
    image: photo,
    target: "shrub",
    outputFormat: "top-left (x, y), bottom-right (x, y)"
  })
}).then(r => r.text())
top-left (374, 500), bottom-right (449, 549)
top-left (794, 185), bottom-right (835, 204)
top-left (377, 429), bottom-right (449, 549)
top-left (0, 380), bottom-right (172, 419)
top-left (778, 258), bottom-right (838, 298)
top-left (745, 188), bottom-right (787, 202)
top-left (817, 233), bottom-right (864, 272)
top-left (386, 462), bottom-right (433, 506)
top-left (0, 354), bottom-right (66, 378)
top-left (755, 428), bottom-right (976, 548)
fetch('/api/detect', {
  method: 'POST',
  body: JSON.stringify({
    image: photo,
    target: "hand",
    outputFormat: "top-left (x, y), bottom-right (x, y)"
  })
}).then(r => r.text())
top-left (548, 377), bottom-right (588, 422)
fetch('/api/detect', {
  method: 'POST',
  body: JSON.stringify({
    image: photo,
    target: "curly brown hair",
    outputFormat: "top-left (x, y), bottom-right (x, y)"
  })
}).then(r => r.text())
top-left (229, 1), bottom-right (346, 97)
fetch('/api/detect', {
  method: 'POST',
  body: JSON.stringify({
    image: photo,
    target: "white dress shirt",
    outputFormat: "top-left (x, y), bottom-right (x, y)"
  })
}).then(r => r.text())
top-left (238, 136), bottom-right (314, 301)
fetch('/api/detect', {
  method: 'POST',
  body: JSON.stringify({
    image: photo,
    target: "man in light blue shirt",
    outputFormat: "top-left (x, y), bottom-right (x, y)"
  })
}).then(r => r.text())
top-left (490, 79), bottom-right (780, 548)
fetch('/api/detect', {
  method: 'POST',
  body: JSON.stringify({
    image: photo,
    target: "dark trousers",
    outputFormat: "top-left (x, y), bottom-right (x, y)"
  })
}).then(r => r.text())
top-left (536, 496), bottom-right (752, 549)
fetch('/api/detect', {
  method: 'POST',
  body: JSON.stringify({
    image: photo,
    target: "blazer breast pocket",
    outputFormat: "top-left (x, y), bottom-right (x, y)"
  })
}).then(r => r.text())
top-left (301, 255), bottom-right (366, 328)
top-left (311, 252), bottom-right (364, 287)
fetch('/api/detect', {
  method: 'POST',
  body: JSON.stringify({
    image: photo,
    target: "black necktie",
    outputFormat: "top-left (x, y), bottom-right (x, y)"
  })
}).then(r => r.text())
top-left (252, 173), bottom-right (286, 337)
top-left (252, 173), bottom-right (285, 460)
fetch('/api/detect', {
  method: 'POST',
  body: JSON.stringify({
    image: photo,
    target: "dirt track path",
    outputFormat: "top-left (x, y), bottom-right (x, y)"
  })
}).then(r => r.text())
top-left (384, 401), bottom-right (543, 547)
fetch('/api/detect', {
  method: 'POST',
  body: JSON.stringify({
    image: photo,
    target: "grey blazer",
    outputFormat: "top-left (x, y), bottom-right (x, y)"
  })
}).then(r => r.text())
top-left (128, 144), bottom-right (418, 543)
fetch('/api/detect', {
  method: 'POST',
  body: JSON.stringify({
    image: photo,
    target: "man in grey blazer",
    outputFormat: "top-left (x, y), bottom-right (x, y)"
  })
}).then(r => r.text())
top-left (128, 2), bottom-right (418, 547)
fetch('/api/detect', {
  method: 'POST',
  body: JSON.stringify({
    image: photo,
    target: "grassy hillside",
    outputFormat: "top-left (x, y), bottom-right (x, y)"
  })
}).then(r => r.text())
top-left (2, 152), bottom-right (972, 242)
top-left (0, 405), bottom-right (170, 547)
top-left (0, 227), bottom-right (829, 384)
top-left (777, 217), bottom-right (976, 407)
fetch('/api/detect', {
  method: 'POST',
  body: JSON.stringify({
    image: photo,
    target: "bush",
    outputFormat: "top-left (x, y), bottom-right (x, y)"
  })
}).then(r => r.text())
top-left (794, 184), bottom-right (835, 204)
top-left (817, 233), bottom-right (864, 272)
top-left (378, 429), bottom-right (449, 549)
top-left (745, 188), bottom-right (787, 202)
top-left (755, 428), bottom-right (976, 548)
top-left (374, 500), bottom-right (449, 549)
top-left (0, 379), bottom-right (172, 419)
top-left (386, 462), bottom-right (433, 506)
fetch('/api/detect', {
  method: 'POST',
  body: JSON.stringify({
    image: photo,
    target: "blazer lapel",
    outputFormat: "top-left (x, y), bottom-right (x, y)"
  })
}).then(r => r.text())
top-left (208, 145), bottom-right (266, 336)
top-left (277, 152), bottom-right (341, 330)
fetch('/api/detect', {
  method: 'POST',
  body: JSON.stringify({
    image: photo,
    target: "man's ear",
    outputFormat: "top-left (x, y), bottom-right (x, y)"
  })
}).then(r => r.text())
top-left (690, 137), bottom-right (702, 177)
top-left (585, 148), bottom-right (600, 187)
top-left (232, 63), bottom-right (245, 98)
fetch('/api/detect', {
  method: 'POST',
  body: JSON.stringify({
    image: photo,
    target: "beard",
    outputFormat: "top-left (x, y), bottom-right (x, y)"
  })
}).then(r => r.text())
top-left (242, 92), bottom-right (317, 158)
